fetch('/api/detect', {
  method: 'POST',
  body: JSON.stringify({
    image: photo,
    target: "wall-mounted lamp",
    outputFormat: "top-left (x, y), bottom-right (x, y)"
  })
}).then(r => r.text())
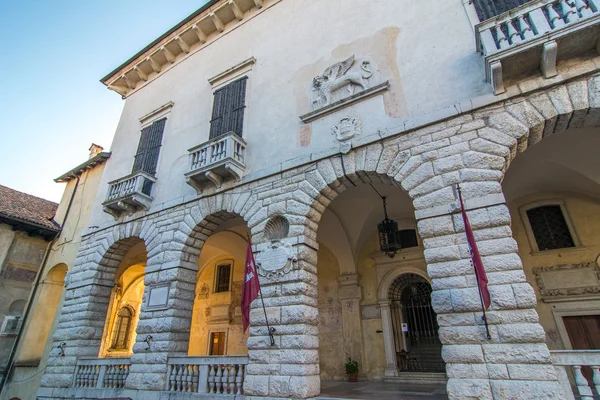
top-left (57, 342), bottom-right (67, 357)
top-left (144, 335), bottom-right (153, 351)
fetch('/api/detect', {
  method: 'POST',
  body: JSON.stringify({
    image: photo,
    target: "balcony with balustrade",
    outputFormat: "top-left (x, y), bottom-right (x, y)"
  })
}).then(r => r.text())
top-left (102, 171), bottom-right (157, 218)
top-left (476, 0), bottom-right (600, 94)
top-left (68, 356), bottom-right (248, 399)
top-left (185, 132), bottom-right (247, 194)
top-left (66, 352), bottom-right (600, 399)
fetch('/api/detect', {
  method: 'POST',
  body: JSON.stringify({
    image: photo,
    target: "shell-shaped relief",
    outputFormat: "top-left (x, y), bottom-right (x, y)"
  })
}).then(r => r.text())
top-left (264, 215), bottom-right (290, 241)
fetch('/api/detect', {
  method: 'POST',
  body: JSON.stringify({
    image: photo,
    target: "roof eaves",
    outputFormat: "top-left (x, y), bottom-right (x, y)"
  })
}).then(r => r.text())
top-left (100, 0), bottom-right (221, 84)
top-left (54, 152), bottom-right (111, 183)
top-left (0, 213), bottom-right (61, 234)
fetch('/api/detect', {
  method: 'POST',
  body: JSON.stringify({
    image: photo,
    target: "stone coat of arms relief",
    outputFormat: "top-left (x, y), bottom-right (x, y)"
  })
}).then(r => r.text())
top-left (332, 117), bottom-right (362, 153)
top-left (255, 240), bottom-right (297, 278)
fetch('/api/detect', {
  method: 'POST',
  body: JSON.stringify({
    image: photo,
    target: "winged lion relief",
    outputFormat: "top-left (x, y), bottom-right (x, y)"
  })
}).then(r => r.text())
top-left (311, 55), bottom-right (379, 110)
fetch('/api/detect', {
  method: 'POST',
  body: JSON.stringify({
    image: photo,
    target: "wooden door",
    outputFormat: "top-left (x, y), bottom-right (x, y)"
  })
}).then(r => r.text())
top-left (563, 315), bottom-right (600, 382)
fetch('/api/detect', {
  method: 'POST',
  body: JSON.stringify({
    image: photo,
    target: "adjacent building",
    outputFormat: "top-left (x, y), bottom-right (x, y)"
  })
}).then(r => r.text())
top-left (0, 186), bottom-right (59, 389)
top-left (0, 145), bottom-right (109, 400)
top-left (31, 0), bottom-right (600, 399)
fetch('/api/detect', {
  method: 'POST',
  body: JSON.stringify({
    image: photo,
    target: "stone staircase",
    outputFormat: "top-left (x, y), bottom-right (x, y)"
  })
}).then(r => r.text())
top-left (384, 372), bottom-right (447, 385)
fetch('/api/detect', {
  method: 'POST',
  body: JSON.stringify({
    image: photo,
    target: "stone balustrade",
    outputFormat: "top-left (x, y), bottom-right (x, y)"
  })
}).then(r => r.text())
top-left (102, 170), bottom-right (156, 218)
top-left (73, 357), bottom-right (131, 389)
top-left (551, 350), bottom-right (600, 399)
top-left (165, 355), bottom-right (248, 395)
top-left (185, 131), bottom-right (247, 193)
top-left (475, 0), bottom-right (600, 93)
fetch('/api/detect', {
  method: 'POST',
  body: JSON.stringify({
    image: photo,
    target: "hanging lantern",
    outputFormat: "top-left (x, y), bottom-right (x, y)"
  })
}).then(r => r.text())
top-left (377, 196), bottom-right (402, 258)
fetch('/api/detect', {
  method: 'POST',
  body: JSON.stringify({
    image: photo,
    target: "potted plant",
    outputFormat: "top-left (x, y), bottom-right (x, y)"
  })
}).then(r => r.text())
top-left (345, 357), bottom-right (359, 382)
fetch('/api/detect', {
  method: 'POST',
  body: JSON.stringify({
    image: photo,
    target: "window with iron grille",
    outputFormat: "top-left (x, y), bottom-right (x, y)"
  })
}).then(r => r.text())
top-left (526, 205), bottom-right (575, 251)
top-left (132, 117), bottom-right (166, 195)
top-left (215, 263), bottom-right (231, 293)
top-left (472, 0), bottom-right (532, 20)
top-left (209, 77), bottom-right (247, 140)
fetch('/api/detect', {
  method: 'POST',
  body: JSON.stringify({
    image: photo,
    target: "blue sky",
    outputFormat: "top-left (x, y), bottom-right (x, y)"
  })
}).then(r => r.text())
top-left (0, 0), bottom-right (209, 203)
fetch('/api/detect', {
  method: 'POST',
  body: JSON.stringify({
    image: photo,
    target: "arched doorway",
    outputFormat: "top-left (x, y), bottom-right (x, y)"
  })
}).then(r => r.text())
top-left (388, 274), bottom-right (444, 373)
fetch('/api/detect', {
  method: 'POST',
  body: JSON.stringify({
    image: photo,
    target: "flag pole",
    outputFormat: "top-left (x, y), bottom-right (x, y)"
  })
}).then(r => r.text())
top-left (469, 257), bottom-right (492, 340)
top-left (456, 184), bottom-right (492, 340)
top-left (259, 290), bottom-right (276, 346)
top-left (248, 235), bottom-right (276, 346)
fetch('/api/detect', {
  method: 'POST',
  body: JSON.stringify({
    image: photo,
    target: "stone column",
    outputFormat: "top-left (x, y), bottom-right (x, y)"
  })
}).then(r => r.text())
top-left (244, 239), bottom-right (320, 399)
top-left (337, 274), bottom-right (365, 372)
top-left (125, 263), bottom-right (196, 391)
top-left (379, 301), bottom-right (398, 377)
top-left (418, 200), bottom-right (564, 399)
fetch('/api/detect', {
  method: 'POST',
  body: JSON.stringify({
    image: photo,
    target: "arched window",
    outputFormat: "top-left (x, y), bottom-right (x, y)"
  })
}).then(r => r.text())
top-left (110, 306), bottom-right (134, 350)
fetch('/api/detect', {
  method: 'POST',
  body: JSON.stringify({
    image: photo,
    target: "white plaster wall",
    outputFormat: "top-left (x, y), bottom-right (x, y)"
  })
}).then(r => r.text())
top-left (86, 0), bottom-right (488, 230)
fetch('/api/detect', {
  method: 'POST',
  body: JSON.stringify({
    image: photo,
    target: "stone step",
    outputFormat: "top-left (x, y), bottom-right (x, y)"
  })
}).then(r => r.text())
top-left (384, 372), bottom-right (448, 384)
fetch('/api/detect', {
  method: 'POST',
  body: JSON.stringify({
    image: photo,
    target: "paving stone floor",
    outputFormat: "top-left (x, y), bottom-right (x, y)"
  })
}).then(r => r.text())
top-left (315, 380), bottom-right (448, 400)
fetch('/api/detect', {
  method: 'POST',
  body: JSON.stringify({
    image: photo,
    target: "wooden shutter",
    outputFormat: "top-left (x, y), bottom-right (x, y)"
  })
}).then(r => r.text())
top-left (230, 78), bottom-right (247, 137)
top-left (473, 0), bottom-right (531, 20)
top-left (143, 118), bottom-right (166, 175)
top-left (209, 77), bottom-right (247, 139)
top-left (132, 126), bottom-right (152, 173)
top-left (132, 118), bottom-right (166, 175)
top-left (209, 88), bottom-right (227, 139)
top-left (132, 118), bottom-right (166, 196)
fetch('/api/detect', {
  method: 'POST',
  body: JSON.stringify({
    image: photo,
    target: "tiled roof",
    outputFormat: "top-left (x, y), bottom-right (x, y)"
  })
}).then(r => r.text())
top-left (0, 185), bottom-right (59, 232)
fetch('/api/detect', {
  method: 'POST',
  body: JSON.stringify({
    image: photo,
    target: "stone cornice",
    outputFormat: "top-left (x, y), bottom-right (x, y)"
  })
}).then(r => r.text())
top-left (101, 0), bottom-right (274, 98)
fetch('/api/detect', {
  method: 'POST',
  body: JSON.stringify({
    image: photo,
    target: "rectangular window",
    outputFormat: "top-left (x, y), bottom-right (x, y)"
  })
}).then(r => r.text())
top-left (472, 0), bottom-right (532, 21)
top-left (397, 229), bottom-right (418, 249)
top-left (209, 332), bottom-right (226, 355)
top-left (526, 205), bottom-right (575, 251)
top-left (209, 77), bottom-right (247, 139)
top-left (214, 263), bottom-right (231, 293)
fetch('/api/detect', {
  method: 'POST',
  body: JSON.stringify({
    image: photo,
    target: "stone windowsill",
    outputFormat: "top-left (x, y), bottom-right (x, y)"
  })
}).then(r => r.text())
top-left (299, 81), bottom-right (390, 123)
top-left (531, 245), bottom-right (586, 257)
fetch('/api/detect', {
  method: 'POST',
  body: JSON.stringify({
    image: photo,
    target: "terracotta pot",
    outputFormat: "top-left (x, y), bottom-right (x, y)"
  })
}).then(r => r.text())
top-left (347, 372), bottom-right (358, 382)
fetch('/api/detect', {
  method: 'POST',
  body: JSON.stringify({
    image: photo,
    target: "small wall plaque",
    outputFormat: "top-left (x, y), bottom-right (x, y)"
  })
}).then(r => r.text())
top-left (147, 284), bottom-right (170, 309)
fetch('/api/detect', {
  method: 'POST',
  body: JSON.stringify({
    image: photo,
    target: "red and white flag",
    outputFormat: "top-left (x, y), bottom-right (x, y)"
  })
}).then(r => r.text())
top-left (458, 186), bottom-right (491, 310)
top-left (242, 239), bottom-right (261, 331)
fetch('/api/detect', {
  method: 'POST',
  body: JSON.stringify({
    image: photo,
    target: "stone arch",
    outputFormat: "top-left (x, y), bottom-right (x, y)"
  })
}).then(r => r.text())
top-left (181, 210), bottom-right (247, 267)
top-left (378, 266), bottom-right (431, 303)
top-left (480, 74), bottom-right (600, 177)
top-left (167, 193), bottom-right (259, 268)
top-left (42, 232), bottom-right (149, 389)
top-left (97, 237), bottom-right (146, 279)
